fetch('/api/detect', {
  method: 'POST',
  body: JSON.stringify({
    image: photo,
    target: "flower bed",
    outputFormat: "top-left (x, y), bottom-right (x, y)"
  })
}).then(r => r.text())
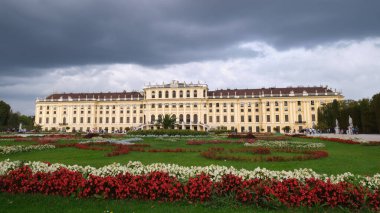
top-left (244, 141), bottom-right (325, 150)
top-left (363, 141), bottom-right (380, 146)
top-left (0, 162), bottom-right (379, 210)
top-left (314, 137), bottom-right (360, 144)
top-left (0, 145), bottom-right (55, 155)
top-left (227, 133), bottom-right (255, 139)
top-left (1, 160), bottom-right (379, 189)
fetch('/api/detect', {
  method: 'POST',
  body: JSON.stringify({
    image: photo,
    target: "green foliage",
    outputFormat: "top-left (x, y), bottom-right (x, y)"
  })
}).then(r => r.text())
top-left (0, 100), bottom-right (11, 126)
top-left (371, 93), bottom-right (380, 133)
top-left (156, 114), bottom-right (177, 129)
top-left (0, 100), bottom-right (35, 131)
top-left (282, 126), bottom-right (291, 133)
top-left (128, 129), bottom-right (208, 136)
top-left (318, 94), bottom-right (380, 133)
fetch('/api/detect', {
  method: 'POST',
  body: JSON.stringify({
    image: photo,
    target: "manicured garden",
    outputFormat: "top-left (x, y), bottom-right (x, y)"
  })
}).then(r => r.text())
top-left (0, 133), bottom-right (379, 212)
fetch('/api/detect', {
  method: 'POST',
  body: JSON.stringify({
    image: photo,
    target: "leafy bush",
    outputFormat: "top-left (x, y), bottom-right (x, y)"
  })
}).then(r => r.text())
top-left (227, 132), bottom-right (256, 139)
top-left (128, 129), bottom-right (208, 136)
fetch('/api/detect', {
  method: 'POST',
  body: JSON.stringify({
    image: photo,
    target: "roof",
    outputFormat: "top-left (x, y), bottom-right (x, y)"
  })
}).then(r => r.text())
top-left (208, 86), bottom-right (335, 96)
top-left (45, 91), bottom-right (142, 100)
top-left (42, 86), bottom-right (339, 101)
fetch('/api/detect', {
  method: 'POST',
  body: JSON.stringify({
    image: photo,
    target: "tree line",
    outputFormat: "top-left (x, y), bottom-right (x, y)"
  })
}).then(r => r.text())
top-left (317, 92), bottom-right (380, 134)
top-left (0, 100), bottom-right (35, 131)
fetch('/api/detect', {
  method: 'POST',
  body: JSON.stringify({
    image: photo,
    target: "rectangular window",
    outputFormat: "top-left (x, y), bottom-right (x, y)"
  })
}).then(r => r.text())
top-left (241, 126), bottom-right (245, 132)
top-left (224, 116), bottom-right (227, 122)
top-left (241, 115), bottom-right (245, 122)
top-left (151, 104), bottom-right (155, 108)
top-left (231, 116), bottom-right (234, 122)
top-left (127, 117), bottom-right (130, 123)
top-left (312, 114), bottom-right (316, 122)
top-left (87, 117), bottom-right (91, 123)
top-left (255, 115), bottom-right (260, 122)
top-left (112, 117), bottom-right (115, 123)
top-left (266, 115), bottom-right (271, 122)
top-left (120, 117), bottom-right (123, 123)
top-left (209, 116), bottom-right (213, 123)
top-left (53, 117), bottom-right (56, 124)
top-left (298, 101), bottom-right (301, 106)
top-left (99, 117), bottom-right (103, 123)
top-left (133, 117), bottom-right (136, 123)
top-left (73, 117), bottom-right (76, 123)
top-left (276, 115), bottom-right (280, 122)
top-left (311, 100), bottom-right (315, 105)
top-left (216, 116), bottom-right (220, 122)
top-left (106, 117), bottom-right (109, 123)
top-left (285, 115), bottom-right (289, 122)
top-left (267, 126), bottom-right (271, 132)
top-left (80, 117), bottom-right (84, 123)
top-left (248, 115), bottom-right (252, 122)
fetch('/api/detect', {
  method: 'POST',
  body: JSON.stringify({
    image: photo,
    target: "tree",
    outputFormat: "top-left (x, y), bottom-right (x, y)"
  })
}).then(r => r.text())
top-left (156, 114), bottom-right (176, 129)
top-left (359, 99), bottom-right (377, 133)
top-left (282, 126), bottom-right (291, 133)
top-left (371, 92), bottom-right (380, 133)
top-left (0, 100), bottom-right (11, 126)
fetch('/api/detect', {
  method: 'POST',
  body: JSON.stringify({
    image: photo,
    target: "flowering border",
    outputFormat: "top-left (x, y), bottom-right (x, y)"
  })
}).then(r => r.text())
top-left (0, 165), bottom-right (379, 210)
top-left (1, 159), bottom-right (379, 190)
top-left (0, 145), bottom-right (55, 155)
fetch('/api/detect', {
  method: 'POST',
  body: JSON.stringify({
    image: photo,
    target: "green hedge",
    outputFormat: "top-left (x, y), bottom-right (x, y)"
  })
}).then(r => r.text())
top-left (127, 129), bottom-right (208, 136)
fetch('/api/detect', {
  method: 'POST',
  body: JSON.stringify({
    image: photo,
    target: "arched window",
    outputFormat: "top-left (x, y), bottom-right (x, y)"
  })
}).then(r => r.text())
top-left (298, 114), bottom-right (302, 123)
top-left (158, 91), bottom-right (162, 98)
top-left (186, 114), bottom-right (191, 123)
top-left (151, 115), bottom-right (155, 123)
top-left (165, 91), bottom-right (169, 98)
top-left (158, 114), bottom-right (162, 121)
top-left (186, 90), bottom-right (190, 98)
top-left (193, 114), bottom-right (198, 123)
top-left (179, 114), bottom-right (184, 122)
top-left (172, 91), bottom-right (176, 98)
top-left (152, 91), bottom-right (155, 99)
top-left (193, 90), bottom-right (197, 98)
top-left (179, 90), bottom-right (183, 98)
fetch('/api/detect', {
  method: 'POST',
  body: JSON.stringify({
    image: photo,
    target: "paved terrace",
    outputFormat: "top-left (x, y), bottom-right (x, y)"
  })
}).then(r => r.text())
top-left (308, 134), bottom-right (380, 143)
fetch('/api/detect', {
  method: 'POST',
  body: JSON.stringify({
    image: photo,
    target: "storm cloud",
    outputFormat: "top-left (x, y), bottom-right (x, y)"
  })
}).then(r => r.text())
top-left (1, 0), bottom-right (380, 72)
top-left (0, 0), bottom-right (380, 114)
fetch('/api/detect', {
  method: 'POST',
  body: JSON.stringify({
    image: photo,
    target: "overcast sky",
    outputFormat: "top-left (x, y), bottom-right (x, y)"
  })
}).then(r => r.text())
top-left (1, 0), bottom-right (380, 115)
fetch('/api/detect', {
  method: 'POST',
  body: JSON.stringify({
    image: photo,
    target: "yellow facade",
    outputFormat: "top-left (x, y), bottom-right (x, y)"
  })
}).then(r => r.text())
top-left (35, 80), bottom-right (343, 133)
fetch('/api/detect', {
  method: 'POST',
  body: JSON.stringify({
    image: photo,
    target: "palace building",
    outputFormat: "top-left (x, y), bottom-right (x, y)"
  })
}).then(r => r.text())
top-left (34, 80), bottom-right (343, 133)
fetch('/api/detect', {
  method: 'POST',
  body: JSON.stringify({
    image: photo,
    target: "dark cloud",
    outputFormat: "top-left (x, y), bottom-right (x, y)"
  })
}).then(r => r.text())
top-left (1, 0), bottom-right (380, 75)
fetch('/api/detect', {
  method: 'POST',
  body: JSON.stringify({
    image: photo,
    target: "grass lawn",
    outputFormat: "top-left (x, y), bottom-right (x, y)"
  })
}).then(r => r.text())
top-left (0, 135), bottom-right (379, 212)
top-left (1, 136), bottom-right (379, 175)
top-left (0, 193), bottom-right (354, 213)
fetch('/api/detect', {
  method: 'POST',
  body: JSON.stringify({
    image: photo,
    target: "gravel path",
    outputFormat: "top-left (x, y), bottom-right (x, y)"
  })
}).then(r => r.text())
top-left (307, 133), bottom-right (380, 142)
